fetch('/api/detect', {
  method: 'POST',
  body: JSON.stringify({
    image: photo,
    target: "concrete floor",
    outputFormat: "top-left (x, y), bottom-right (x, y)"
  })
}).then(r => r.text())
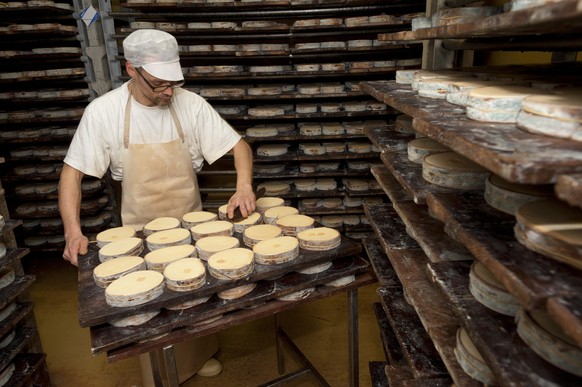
top-left (23, 254), bottom-right (384, 387)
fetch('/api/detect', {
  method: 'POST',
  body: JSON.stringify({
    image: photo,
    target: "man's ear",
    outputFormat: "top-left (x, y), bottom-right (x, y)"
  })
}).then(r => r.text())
top-left (126, 62), bottom-right (136, 77)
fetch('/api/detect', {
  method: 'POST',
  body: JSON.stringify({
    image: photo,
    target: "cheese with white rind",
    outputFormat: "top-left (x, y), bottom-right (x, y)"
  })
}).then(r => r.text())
top-left (484, 174), bottom-right (553, 215)
top-left (466, 106), bottom-right (519, 123)
top-left (297, 261), bottom-right (333, 274)
top-left (455, 327), bottom-right (495, 385)
top-left (98, 237), bottom-right (143, 262)
top-left (0, 268), bottom-right (15, 290)
top-left (517, 110), bottom-right (582, 142)
top-left (277, 287), bottom-right (315, 301)
top-left (243, 224), bottom-right (283, 247)
top-left (166, 295), bottom-right (211, 310)
top-left (163, 257), bottom-right (206, 291)
top-left (0, 363), bottom-right (15, 386)
top-left (256, 144), bottom-right (288, 157)
top-left (96, 226), bottom-right (136, 248)
top-left (263, 206), bottom-right (299, 224)
top-left (325, 275), bottom-right (356, 287)
top-left (258, 181), bottom-right (291, 195)
top-left (297, 227), bottom-right (341, 251)
top-left (146, 228), bottom-right (191, 251)
top-left (0, 329), bottom-right (15, 349)
top-left (466, 86), bottom-right (549, 112)
top-left (422, 152), bottom-right (489, 190)
top-left (105, 270), bottom-right (164, 307)
top-left (109, 310), bottom-right (160, 327)
top-left (181, 211), bottom-right (218, 229)
top-left (144, 244), bottom-right (197, 272)
top-left (143, 217), bottom-right (181, 236)
top-left (208, 248), bottom-right (254, 280)
top-left (276, 214), bottom-right (315, 236)
top-left (253, 236), bottom-right (299, 265)
top-left (407, 138), bottom-right (450, 164)
top-left (233, 212), bottom-right (262, 233)
top-left (93, 256), bottom-right (146, 288)
top-left (217, 283), bottom-right (256, 300)
top-left (195, 235), bottom-right (240, 260)
top-left (190, 220), bottom-right (234, 241)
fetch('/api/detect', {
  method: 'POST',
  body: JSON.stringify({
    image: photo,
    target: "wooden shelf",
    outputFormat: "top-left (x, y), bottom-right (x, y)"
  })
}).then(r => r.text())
top-left (425, 190), bottom-right (582, 347)
top-left (378, 0), bottom-right (582, 41)
top-left (362, 81), bottom-right (582, 184)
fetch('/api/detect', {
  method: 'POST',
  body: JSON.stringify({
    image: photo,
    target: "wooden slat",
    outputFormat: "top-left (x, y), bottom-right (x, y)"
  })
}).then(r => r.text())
top-left (364, 126), bottom-right (413, 153)
top-left (370, 164), bottom-right (414, 204)
top-left (363, 236), bottom-right (401, 288)
top-left (429, 261), bottom-right (582, 386)
top-left (373, 303), bottom-right (404, 366)
top-left (426, 190), bottom-right (582, 347)
top-left (369, 361), bottom-right (389, 387)
top-left (555, 173), bottom-right (582, 210)
top-left (392, 201), bottom-right (474, 262)
top-left (362, 81), bottom-right (582, 184)
top-left (378, 0), bottom-right (582, 40)
top-left (363, 204), bottom-right (419, 251)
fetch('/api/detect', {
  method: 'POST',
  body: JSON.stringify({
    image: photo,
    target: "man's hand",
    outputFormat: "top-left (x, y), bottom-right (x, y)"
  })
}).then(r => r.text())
top-left (227, 183), bottom-right (256, 220)
top-left (63, 233), bottom-right (89, 266)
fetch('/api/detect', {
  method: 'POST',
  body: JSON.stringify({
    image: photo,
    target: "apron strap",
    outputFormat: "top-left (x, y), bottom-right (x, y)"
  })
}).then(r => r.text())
top-left (169, 105), bottom-right (185, 143)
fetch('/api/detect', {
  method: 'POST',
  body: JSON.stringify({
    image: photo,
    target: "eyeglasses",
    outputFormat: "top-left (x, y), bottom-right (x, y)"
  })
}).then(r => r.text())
top-left (135, 68), bottom-right (184, 92)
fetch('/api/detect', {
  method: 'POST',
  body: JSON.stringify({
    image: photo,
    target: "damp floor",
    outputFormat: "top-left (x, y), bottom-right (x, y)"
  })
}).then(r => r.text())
top-left (24, 253), bottom-right (384, 387)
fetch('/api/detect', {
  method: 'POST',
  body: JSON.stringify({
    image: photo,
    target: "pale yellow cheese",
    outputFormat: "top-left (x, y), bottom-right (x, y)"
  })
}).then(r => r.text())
top-left (144, 244), bottom-right (197, 271)
top-left (96, 226), bottom-right (136, 248)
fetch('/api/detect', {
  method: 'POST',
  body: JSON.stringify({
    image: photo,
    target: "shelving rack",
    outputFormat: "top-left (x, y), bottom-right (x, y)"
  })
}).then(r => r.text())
top-left (0, 0), bottom-right (114, 252)
top-left (361, 1), bottom-right (582, 386)
top-left (96, 0), bottom-right (427, 238)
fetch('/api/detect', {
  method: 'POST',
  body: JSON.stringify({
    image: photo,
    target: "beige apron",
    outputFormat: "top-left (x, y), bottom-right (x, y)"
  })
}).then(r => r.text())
top-left (121, 95), bottom-right (201, 231)
top-left (122, 95), bottom-right (218, 386)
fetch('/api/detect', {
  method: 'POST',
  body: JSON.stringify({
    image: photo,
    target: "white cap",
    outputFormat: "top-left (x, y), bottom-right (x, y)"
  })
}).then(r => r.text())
top-left (123, 29), bottom-right (184, 82)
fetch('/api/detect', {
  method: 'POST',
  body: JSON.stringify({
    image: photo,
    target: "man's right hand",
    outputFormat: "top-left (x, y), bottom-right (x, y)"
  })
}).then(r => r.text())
top-left (63, 233), bottom-right (89, 266)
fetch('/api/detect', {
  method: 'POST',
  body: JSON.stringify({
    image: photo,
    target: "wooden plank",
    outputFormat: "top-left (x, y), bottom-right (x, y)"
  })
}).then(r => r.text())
top-left (90, 255), bottom-right (370, 354)
top-left (555, 173), bottom-right (582, 210)
top-left (361, 81), bottom-right (582, 184)
top-left (104, 272), bottom-right (376, 362)
top-left (369, 361), bottom-right (389, 387)
top-left (392, 201), bottom-right (474, 262)
top-left (378, 0), bottom-right (582, 40)
top-left (381, 151), bottom-right (456, 205)
top-left (370, 165), bottom-right (414, 204)
top-left (363, 236), bottom-right (401, 288)
top-left (77, 235), bottom-right (362, 327)
top-left (364, 203), bottom-right (419, 251)
top-left (426, 190), bottom-right (582, 346)
top-left (378, 287), bottom-right (451, 380)
top-left (373, 302), bottom-right (404, 366)
top-left (429, 261), bottom-right (582, 386)
top-left (364, 126), bottom-right (414, 153)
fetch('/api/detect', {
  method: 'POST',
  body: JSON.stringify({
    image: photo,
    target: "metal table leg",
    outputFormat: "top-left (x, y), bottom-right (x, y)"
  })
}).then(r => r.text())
top-left (162, 344), bottom-right (180, 387)
top-left (348, 289), bottom-right (359, 387)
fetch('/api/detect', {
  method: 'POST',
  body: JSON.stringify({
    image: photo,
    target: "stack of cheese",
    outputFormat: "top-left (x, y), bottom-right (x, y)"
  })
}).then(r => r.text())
top-left (276, 214), bottom-right (315, 237)
top-left (144, 244), bottom-right (197, 272)
top-left (208, 248), bottom-right (256, 299)
top-left (422, 152), bottom-right (489, 190)
top-left (98, 237), bottom-right (143, 262)
top-left (190, 220), bottom-right (234, 242)
top-left (297, 227), bottom-right (341, 251)
top-left (516, 91), bottom-right (582, 142)
top-left (163, 257), bottom-right (206, 292)
top-left (93, 256), bottom-right (146, 288)
top-left (253, 236), bottom-right (300, 265)
top-left (263, 206), bottom-right (299, 224)
top-left (195, 235), bottom-right (240, 261)
top-left (146, 227), bottom-right (191, 251)
top-left (514, 198), bottom-right (582, 270)
top-left (243, 224), bottom-right (282, 247)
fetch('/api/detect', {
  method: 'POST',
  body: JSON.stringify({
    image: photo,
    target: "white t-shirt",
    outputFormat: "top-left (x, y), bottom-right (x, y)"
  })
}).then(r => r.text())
top-left (64, 82), bottom-right (241, 180)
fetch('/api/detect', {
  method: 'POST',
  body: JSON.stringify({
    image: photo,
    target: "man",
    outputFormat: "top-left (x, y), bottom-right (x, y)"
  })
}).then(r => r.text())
top-left (58, 29), bottom-right (255, 383)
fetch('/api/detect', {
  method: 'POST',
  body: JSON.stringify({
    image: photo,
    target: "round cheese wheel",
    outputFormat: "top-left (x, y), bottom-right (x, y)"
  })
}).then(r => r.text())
top-left (297, 227), bottom-right (341, 251)
top-left (0, 268), bottom-right (15, 290)
top-left (143, 217), bottom-right (181, 236)
top-left (469, 261), bottom-right (519, 317)
top-left (181, 211), bottom-right (218, 229)
top-left (144, 244), bottom-right (197, 272)
top-left (258, 181), bottom-right (291, 195)
top-left (297, 261), bottom-right (333, 274)
top-left (246, 127), bottom-right (279, 137)
top-left (166, 295), bottom-right (211, 310)
top-left (146, 228), bottom-right (191, 251)
top-left (243, 224), bottom-right (283, 247)
top-left (190, 220), bottom-right (234, 241)
top-left (105, 270), bottom-right (165, 307)
top-left (98, 237), bottom-right (143, 263)
top-left (455, 327), bottom-right (495, 385)
top-left (208, 248), bottom-right (254, 280)
top-left (253, 236), bottom-right (299, 265)
top-left (484, 174), bottom-right (553, 215)
top-left (276, 214), bottom-right (315, 237)
top-left (93, 256), bottom-right (146, 288)
top-left (0, 363), bottom-right (15, 387)
top-left (163, 257), bottom-right (206, 291)
top-left (96, 226), bottom-right (136, 248)
top-left (233, 212), bottom-right (262, 233)
top-left (407, 138), bottom-right (450, 164)
top-left (109, 310), bottom-right (160, 327)
top-left (263, 206), bottom-right (299, 224)
top-left (0, 329), bottom-right (15, 349)
top-left (196, 236), bottom-right (240, 260)
top-left (277, 287), bottom-right (315, 301)
top-left (218, 283), bottom-right (256, 300)
top-left (422, 152), bottom-right (489, 190)
top-left (256, 197), bottom-right (285, 214)
top-left (467, 86), bottom-right (548, 112)
top-left (326, 275), bottom-right (356, 287)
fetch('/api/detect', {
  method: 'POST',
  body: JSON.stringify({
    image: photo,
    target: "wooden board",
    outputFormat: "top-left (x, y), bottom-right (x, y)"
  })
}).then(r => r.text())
top-left (364, 126), bottom-right (414, 152)
top-left (364, 204), bottom-right (419, 251)
top-left (372, 303), bottom-right (404, 366)
top-left (77, 234), bottom-right (361, 327)
top-left (89, 256), bottom-right (371, 355)
top-left (361, 81), bottom-right (582, 184)
top-left (429, 261), bottom-right (582, 386)
top-left (363, 236), bottom-right (400, 288)
top-left (555, 173), bottom-right (582, 210)
top-left (370, 165), bottom-right (413, 204)
top-left (102, 272), bottom-right (376, 362)
top-left (426, 190), bottom-right (582, 346)
top-left (392, 201), bottom-right (474, 262)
